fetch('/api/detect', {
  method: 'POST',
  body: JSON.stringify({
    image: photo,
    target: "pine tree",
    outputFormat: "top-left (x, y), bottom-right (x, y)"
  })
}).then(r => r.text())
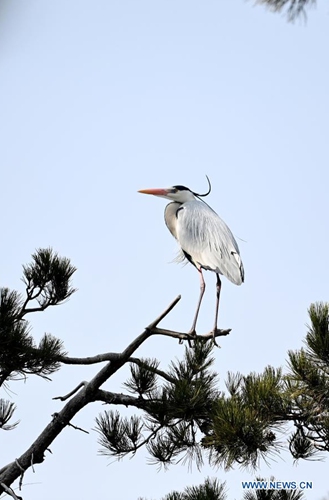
top-left (1, 250), bottom-right (328, 498)
top-left (0, 249), bottom-right (229, 496)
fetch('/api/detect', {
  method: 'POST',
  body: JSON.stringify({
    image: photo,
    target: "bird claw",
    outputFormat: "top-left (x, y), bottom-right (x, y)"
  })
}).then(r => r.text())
top-left (180, 328), bottom-right (226, 348)
top-left (209, 329), bottom-right (222, 348)
top-left (178, 329), bottom-right (197, 346)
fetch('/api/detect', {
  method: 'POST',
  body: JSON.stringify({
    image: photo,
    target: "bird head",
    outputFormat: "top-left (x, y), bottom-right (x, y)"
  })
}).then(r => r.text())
top-left (138, 177), bottom-right (211, 203)
top-left (138, 185), bottom-right (196, 203)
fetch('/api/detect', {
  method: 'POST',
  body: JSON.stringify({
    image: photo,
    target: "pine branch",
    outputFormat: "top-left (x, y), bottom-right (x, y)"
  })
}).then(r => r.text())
top-left (0, 295), bottom-right (182, 495)
top-left (0, 400), bottom-right (19, 430)
top-left (96, 410), bottom-right (164, 459)
top-left (19, 248), bottom-right (76, 319)
top-left (255, 0), bottom-right (316, 21)
top-left (58, 352), bottom-right (121, 364)
top-left (56, 295), bottom-right (230, 371)
top-left (0, 249), bottom-right (76, 385)
top-left (94, 389), bottom-right (152, 410)
top-left (150, 326), bottom-right (231, 343)
top-left (129, 358), bottom-right (177, 385)
top-left (53, 382), bottom-right (88, 401)
top-left (57, 334), bottom-right (230, 367)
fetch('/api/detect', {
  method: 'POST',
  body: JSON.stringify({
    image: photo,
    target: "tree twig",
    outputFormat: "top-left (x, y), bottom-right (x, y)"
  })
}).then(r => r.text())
top-left (146, 295), bottom-right (181, 329)
top-left (94, 389), bottom-right (151, 410)
top-left (68, 422), bottom-right (89, 434)
top-left (53, 382), bottom-right (88, 401)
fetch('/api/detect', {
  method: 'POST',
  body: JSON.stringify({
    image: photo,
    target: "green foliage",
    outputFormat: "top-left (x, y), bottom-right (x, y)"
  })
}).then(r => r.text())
top-left (288, 428), bottom-right (316, 460)
top-left (286, 302), bottom-right (329, 460)
top-left (201, 302), bottom-right (329, 468)
top-left (179, 477), bottom-right (226, 500)
top-left (96, 302), bottom-right (329, 471)
top-left (22, 247), bottom-right (77, 307)
top-left (2, 247), bottom-right (329, 488)
top-left (203, 367), bottom-right (288, 469)
top-left (254, 0), bottom-right (316, 21)
top-left (139, 477), bottom-right (226, 500)
top-left (0, 289), bottom-right (64, 382)
top-left (96, 340), bottom-right (219, 469)
top-left (124, 358), bottom-right (160, 396)
top-left (0, 288), bottom-right (33, 380)
top-left (0, 400), bottom-right (19, 430)
top-left (305, 302), bottom-right (329, 363)
top-left (0, 248), bottom-right (76, 431)
top-left (138, 476), bottom-right (307, 500)
top-left (162, 495), bottom-right (182, 500)
top-left (0, 248), bottom-right (75, 384)
top-left (96, 411), bottom-right (144, 457)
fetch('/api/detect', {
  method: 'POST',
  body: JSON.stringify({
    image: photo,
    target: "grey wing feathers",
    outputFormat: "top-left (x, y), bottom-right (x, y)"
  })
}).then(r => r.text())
top-left (176, 200), bottom-right (244, 285)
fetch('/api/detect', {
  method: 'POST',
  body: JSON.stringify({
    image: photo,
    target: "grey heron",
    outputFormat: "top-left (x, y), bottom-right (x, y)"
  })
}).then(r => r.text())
top-left (138, 178), bottom-right (244, 342)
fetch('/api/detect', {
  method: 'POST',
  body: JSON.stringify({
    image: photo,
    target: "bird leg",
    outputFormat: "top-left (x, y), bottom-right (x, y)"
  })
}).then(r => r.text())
top-left (212, 274), bottom-right (222, 347)
top-left (187, 268), bottom-right (205, 337)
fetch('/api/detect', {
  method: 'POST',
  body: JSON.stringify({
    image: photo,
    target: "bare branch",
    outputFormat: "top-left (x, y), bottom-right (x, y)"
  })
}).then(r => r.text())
top-left (55, 296), bottom-right (183, 368)
top-left (150, 326), bottom-right (231, 342)
top-left (118, 296), bottom-right (183, 361)
top-left (20, 305), bottom-right (51, 317)
top-left (58, 353), bottom-right (121, 365)
top-left (94, 389), bottom-right (151, 410)
top-left (53, 382), bottom-right (88, 401)
top-left (54, 297), bottom-right (230, 369)
top-left (0, 296), bottom-right (183, 495)
top-left (147, 295), bottom-right (181, 329)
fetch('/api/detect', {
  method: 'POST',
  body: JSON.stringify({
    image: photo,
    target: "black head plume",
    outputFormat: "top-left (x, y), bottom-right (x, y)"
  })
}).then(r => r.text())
top-left (172, 185), bottom-right (189, 191)
top-left (191, 175), bottom-right (211, 197)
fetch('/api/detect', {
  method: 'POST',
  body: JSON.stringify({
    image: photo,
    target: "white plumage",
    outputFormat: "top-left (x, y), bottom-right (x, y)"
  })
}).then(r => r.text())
top-left (138, 179), bottom-right (244, 341)
top-left (165, 199), bottom-right (244, 285)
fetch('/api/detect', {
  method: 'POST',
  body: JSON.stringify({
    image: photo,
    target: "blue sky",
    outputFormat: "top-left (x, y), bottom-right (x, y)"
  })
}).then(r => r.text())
top-left (1, 1), bottom-right (329, 499)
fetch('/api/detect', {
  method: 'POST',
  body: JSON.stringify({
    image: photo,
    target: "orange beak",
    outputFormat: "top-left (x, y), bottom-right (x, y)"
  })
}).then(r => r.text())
top-left (138, 188), bottom-right (172, 196)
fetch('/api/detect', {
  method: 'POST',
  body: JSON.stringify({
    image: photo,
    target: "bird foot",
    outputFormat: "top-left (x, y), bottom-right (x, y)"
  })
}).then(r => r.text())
top-left (209, 328), bottom-right (222, 348)
top-left (179, 329), bottom-right (197, 345)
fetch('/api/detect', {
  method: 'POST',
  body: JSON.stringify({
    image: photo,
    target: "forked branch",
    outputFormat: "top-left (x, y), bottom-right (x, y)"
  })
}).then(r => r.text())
top-left (1, 295), bottom-right (228, 495)
top-left (56, 295), bottom-right (231, 367)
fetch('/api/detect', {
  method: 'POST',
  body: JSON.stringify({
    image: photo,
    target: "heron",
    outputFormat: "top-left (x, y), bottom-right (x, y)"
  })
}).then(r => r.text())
top-left (138, 177), bottom-right (244, 343)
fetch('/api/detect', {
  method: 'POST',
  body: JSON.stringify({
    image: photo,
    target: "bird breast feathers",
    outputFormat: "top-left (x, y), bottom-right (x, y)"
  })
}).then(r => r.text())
top-left (175, 200), bottom-right (244, 285)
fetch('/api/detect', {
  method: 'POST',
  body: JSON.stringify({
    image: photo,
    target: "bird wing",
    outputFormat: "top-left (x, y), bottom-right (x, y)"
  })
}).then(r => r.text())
top-left (175, 199), bottom-right (244, 285)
